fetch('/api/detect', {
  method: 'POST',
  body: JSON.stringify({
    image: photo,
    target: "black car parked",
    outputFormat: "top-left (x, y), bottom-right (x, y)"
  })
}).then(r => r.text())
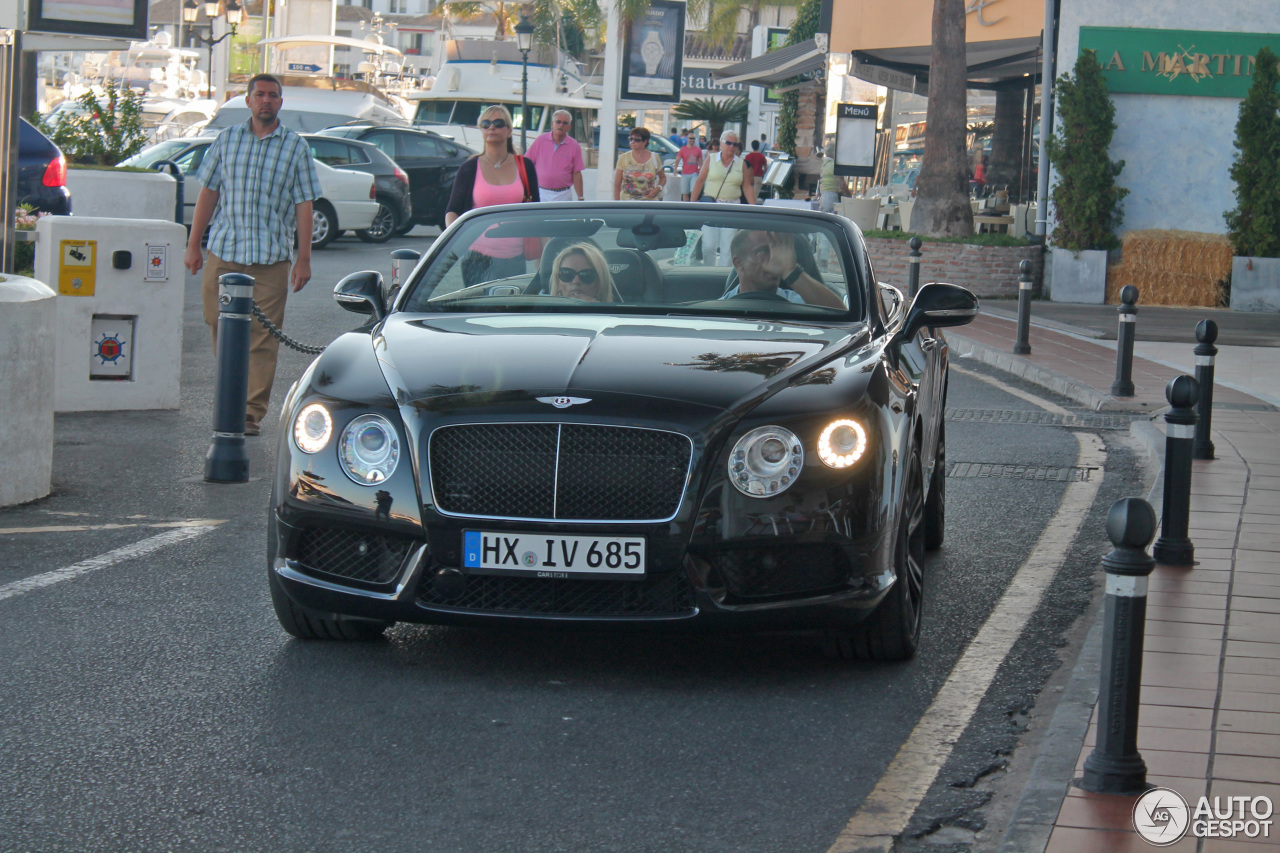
top-left (18, 118), bottom-right (71, 215)
top-left (315, 125), bottom-right (472, 234)
top-left (302, 134), bottom-right (411, 244)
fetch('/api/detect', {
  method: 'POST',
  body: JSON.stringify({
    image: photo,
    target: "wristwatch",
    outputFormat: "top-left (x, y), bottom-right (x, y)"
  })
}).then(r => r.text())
top-left (781, 265), bottom-right (803, 288)
top-left (641, 31), bottom-right (664, 76)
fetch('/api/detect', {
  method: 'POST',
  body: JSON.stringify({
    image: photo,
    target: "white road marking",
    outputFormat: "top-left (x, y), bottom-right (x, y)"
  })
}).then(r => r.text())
top-left (0, 520), bottom-right (224, 535)
top-left (951, 364), bottom-right (1072, 417)
top-left (0, 524), bottom-right (220, 603)
top-left (828, 375), bottom-right (1107, 853)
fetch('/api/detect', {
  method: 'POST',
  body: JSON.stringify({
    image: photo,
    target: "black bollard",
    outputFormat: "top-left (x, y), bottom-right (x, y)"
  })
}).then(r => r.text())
top-left (1152, 375), bottom-right (1199, 566)
top-left (1079, 497), bottom-right (1158, 795)
top-left (204, 273), bottom-right (254, 483)
top-left (1013, 259), bottom-right (1033, 355)
top-left (907, 236), bottom-right (922, 298)
top-left (1193, 320), bottom-right (1218, 460)
top-left (388, 248), bottom-right (420, 307)
top-left (1110, 285), bottom-right (1139, 397)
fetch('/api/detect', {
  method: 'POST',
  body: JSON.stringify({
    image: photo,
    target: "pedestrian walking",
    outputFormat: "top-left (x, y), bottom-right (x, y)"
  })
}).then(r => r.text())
top-left (819, 151), bottom-right (840, 213)
top-left (183, 73), bottom-right (321, 437)
top-left (444, 104), bottom-right (541, 285)
top-left (525, 109), bottom-right (584, 202)
top-left (745, 139), bottom-right (768, 201)
top-left (676, 133), bottom-right (704, 201)
top-left (614, 127), bottom-right (666, 200)
top-left (690, 131), bottom-right (755, 265)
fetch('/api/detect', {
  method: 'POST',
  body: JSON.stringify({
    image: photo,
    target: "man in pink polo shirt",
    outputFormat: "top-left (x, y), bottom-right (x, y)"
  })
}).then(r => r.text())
top-left (676, 134), bottom-right (704, 201)
top-left (525, 109), bottom-right (585, 202)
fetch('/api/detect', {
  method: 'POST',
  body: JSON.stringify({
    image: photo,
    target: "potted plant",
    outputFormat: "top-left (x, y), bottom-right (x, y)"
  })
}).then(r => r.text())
top-left (1225, 46), bottom-right (1280, 312)
top-left (1044, 49), bottom-right (1128, 303)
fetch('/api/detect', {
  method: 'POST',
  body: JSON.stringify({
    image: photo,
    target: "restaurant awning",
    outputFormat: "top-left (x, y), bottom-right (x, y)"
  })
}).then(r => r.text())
top-left (710, 38), bottom-right (826, 87)
top-left (852, 35), bottom-right (1044, 89)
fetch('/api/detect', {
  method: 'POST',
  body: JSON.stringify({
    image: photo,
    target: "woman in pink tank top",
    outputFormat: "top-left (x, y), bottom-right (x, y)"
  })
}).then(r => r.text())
top-left (444, 104), bottom-right (542, 286)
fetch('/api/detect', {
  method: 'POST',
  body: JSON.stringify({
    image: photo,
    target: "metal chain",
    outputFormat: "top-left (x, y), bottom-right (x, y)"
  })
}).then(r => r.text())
top-left (251, 300), bottom-right (327, 355)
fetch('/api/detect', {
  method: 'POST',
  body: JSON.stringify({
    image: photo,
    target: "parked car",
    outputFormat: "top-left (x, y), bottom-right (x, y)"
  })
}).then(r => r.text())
top-left (118, 137), bottom-right (378, 249)
top-left (314, 125), bottom-right (473, 233)
top-left (266, 201), bottom-right (978, 660)
top-left (17, 118), bottom-right (71, 215)
top-left (302, 134), bottom-right (411, 244)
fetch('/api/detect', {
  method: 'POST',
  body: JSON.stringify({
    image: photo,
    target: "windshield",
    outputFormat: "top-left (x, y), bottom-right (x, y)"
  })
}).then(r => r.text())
top-left (400, 206), bottom-right (861, 321)
top-left (120, 139), bottom-right (197, 168)
top-left (207, 108), bottom-right (369, 133)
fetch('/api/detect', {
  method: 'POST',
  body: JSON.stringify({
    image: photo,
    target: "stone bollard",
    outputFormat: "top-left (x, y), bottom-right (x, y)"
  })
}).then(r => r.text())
top-left (1110, 285), bottom-right (1138, 397)
top-left (1013, 259), bottom-right (1033, 355)
top-left (1079, 497), bottom-right (1158, 795)
top-left (1152, 375), bottom-right (1199, 566)
top-left (204, 273), bottom-right (254, 484)
top-left (1193, 320), bottom-right (1218, 460)
top-left (907, 236), bottom-right (922, 298)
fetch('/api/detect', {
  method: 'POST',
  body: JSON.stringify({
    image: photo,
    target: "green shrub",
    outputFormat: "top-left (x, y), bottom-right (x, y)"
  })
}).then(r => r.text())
top-left (1224, 46), bottom-right (1280, 258)
top-left (38, 80), bottom-right (148, 166)
top-left (1044, 50), bottom-right (1128, 252)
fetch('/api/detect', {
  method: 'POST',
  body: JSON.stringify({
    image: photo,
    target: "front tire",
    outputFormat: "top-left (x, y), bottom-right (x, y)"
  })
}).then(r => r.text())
top-left (356, 198), bottom-right (399, 243)
top-left (826, 451), bottom-right (925, 661)
top-left (310, 200), bottom-right (339, 249)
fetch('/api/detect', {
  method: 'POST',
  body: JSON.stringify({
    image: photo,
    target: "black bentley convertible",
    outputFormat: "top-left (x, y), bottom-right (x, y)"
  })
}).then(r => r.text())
top-left (268, 202), bottom-right (977, 660)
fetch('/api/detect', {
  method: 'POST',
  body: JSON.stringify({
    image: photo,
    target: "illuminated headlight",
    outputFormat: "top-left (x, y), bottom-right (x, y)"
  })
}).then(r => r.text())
top-left (729, 426), bottom-right (803, 497)
top-left (293, 403), bottom-right (332, 454)
top-left (817, 419), bottom-right (868, 468)
top-left (339, 414), bottom-right (401, 484)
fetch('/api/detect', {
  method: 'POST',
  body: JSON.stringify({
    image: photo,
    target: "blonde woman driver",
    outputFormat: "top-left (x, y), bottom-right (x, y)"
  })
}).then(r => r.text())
top-left (550, 243), bottom-right (615, 302)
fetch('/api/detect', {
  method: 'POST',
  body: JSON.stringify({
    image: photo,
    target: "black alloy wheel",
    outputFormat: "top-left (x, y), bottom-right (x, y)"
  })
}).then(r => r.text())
top-left (356, 198), bottom-right (400, 243)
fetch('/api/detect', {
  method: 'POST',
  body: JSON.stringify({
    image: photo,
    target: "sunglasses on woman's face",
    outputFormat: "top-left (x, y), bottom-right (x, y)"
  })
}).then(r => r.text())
top-left (724, 141), bottom-right (741, 148)
top-left (629, 137), bottom-right (645, 143)
top-left (558, 266), bottom-right (598, 285)
top-left (480, 119), bottom-right (508, 129)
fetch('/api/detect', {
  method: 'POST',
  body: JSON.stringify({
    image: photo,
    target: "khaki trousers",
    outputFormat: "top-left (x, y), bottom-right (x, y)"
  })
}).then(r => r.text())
top-left (201, 253), bottom-right (290, 423)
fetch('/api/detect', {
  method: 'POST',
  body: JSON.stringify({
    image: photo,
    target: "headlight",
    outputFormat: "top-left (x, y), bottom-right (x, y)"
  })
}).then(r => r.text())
top-left (729, 426), bottom-right (803, 497)
top-left (293, 403), bottom-right (332, 454)
top-left (339, 414), bottom-right (400, 484)
top-left (817, 418), bottom-right (868, 468)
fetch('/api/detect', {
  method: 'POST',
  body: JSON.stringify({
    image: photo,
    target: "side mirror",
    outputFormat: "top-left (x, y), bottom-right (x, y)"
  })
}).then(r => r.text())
top-left (333, 270), bottom-right (387, 321)
top-left (900, 282), bottom-right (978, 341)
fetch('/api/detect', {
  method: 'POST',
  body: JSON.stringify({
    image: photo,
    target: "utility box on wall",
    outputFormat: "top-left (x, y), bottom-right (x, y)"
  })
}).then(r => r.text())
top-left (35, 216), bottom-right (188, 412)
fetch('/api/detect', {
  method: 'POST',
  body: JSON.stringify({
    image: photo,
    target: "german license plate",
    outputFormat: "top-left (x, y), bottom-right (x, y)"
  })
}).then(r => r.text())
top-left (462, 531), bottom-right (645, 579)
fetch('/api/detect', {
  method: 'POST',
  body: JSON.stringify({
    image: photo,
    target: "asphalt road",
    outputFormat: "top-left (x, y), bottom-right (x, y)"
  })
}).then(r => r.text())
top-left (0, 231), bottom-right (1150, 852)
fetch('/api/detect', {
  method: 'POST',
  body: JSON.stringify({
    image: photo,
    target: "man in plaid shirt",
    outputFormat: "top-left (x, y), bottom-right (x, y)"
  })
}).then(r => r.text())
top-left (184, 73), bottom-right (321, 436)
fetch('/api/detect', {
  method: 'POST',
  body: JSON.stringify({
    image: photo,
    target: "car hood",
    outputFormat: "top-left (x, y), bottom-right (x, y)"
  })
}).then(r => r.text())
top-left (376, 313), bottom-right (867, 415)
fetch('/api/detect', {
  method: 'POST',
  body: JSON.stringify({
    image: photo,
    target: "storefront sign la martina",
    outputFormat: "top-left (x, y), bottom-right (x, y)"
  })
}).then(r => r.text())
top-left (1080, 26), bottom-right (1280, 98)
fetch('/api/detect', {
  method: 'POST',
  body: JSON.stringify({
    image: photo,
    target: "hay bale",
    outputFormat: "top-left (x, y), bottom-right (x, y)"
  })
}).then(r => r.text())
top-left (1106, 229), bottom-right (1232, 306)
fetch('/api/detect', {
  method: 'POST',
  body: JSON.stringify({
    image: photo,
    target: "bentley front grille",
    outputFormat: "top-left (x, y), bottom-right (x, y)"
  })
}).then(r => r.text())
top-left (418, 571), bottom-right (695, 616)
top-left (429, 423), bottom-right (692, 522)
top-left (293, 527), bottom-right (418, 586)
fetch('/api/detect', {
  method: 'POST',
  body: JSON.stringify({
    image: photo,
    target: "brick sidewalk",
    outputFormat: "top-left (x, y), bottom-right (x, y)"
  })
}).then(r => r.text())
top-left (948, 312), bottom-right (1280, 852)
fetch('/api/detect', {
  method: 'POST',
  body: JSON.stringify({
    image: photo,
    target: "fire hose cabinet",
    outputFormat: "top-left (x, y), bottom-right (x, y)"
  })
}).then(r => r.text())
top-left (35, 216), bottom-right (188, 412)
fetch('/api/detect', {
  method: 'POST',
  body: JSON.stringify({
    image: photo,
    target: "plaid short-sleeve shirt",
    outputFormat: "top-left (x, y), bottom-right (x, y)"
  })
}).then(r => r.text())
top-left (198, 120), bottom-right (321, 265)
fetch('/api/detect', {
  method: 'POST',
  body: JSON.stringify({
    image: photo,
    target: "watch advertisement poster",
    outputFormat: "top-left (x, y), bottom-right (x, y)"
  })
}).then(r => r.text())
top-left (621, 0), bottom-right (685, 103)
top-left (29, 0), bottom-right (149, 39)
top-left (834, 103), bottom-right (877, 177)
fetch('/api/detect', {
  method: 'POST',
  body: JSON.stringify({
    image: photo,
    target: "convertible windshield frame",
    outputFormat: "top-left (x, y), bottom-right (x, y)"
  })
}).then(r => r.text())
top-left (398, 202), bottom-right (866, 322)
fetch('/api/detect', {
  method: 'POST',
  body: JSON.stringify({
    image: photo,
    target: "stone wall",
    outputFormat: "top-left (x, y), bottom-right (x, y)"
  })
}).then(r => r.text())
top-left (864, 237), bottom-right (1044, 299)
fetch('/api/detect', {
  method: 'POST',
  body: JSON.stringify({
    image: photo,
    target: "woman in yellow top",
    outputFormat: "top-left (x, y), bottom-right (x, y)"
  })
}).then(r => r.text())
top-left (690, 131), bottom-right (757, 265)
top-left (613, 127), bottom-right (666, 200)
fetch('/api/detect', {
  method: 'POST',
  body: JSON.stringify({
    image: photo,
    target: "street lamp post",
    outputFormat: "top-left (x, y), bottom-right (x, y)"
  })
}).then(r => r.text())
top-left (515, 13), bottom-right (534, 150)
top-left (182, 0), bottom-right (243, 99)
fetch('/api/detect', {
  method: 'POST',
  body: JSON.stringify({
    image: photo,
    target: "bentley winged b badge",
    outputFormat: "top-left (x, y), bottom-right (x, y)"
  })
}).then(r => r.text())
top-left (536, 396), bottom-right (592, 409)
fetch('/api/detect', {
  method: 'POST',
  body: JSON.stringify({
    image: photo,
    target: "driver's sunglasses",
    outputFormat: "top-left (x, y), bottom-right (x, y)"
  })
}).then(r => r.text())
top-left (480, 119), bottom-right (508, 129)
top-left (558, 267), bottom-right (599, 285)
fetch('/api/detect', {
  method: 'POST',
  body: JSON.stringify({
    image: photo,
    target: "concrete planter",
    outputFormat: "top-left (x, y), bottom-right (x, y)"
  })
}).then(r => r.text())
top-left (1049, 247), bottom-right (1108, 304)
top-left (1230, 256), bottom-right (1280, 312)
top-left (0, 274), bottom-right (57, 506)
top-left (65, 168), bottom-right (179, 222)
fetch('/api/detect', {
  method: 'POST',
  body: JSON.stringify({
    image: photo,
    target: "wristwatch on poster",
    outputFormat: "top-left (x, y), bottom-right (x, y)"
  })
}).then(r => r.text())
top-left (641, 31), bottom-right (664, 76)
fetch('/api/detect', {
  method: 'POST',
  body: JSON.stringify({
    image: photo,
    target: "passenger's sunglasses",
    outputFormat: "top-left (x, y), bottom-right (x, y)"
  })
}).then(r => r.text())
top-left (558, 267), bottom-right (599, 285)
top-left (480, 119), bottom-right (508, 129)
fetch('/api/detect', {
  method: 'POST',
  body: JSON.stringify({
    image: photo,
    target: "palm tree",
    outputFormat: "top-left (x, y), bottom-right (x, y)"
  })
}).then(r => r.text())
top-left (695, 0), bottom-right (800, 51)
top-left (673, 95), bottom-right (748, 140)
top-left (911, 0), bottom-right (974, 237)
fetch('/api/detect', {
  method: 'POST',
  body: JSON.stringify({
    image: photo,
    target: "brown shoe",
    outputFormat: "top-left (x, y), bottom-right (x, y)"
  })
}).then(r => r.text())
top-left (244, 416), bottom-right (261, 437)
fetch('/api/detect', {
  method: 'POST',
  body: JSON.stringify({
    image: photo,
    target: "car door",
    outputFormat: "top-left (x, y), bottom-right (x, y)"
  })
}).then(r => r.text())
top-left (171, 142), bottom-right (210, 226)
top-left (391, 130), bottom-right (460, 227)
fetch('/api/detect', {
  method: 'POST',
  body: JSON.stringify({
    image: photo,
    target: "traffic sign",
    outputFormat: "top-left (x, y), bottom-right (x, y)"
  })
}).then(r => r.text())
top-left (287, 63), bottom-right (323, 73)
